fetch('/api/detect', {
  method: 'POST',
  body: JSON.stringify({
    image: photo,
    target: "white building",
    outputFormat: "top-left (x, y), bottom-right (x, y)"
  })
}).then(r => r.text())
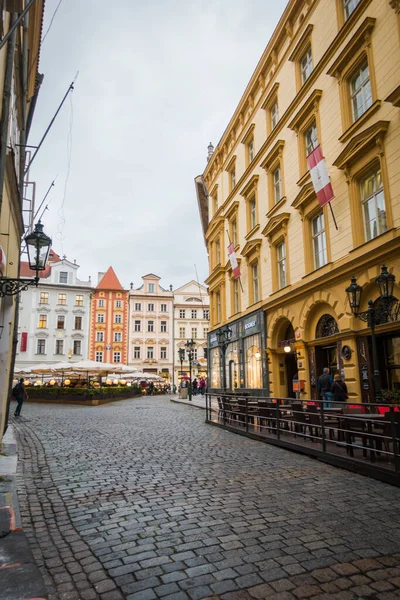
top-left (16, 251), bottom-right (92, 368)
top-left (173, 281), bottom-right (209, 385)
top-left (128, 274), bottom-right (174, 382)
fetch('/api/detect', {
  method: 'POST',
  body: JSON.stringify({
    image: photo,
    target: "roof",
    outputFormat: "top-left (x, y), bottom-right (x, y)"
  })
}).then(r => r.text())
top-left (194, 176), bottom-right (209, 244)
top-left (142, 273), bottom-right (161, 280)
top-left (96, 266), bottom-right (124, 291)
top-left (20, 262), bottom-right (51, 278)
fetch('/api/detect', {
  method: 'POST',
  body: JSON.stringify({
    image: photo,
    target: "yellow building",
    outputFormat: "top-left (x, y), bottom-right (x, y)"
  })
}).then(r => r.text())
top-left (196, 0), bottom-right (400, 403)
top-left (0, 2), bottom-right (45, 440)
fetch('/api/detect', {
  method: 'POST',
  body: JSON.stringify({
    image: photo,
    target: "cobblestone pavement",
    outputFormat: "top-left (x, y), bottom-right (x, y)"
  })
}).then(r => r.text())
top-left (12, 396), bottom-right (400, 600)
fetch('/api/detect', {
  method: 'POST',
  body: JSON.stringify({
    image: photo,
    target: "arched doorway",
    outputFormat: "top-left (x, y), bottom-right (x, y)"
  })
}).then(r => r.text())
top-left (312, 314), bottom-right (340, 398)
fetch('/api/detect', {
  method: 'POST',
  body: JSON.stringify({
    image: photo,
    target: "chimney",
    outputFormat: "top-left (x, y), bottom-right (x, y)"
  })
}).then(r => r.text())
top-left (169, 284), bottom-right (173, 292)
top-left (207, 142), bottom-right (214, 162)
top-left (130, 282), bottom-right (134, 290)
top-left (97, 272), bottom-right (105, 284)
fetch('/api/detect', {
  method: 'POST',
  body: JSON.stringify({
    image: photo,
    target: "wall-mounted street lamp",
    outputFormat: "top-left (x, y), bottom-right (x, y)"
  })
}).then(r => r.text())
top-left (346, 264), bottom-right (399, 402)
top-left (0, 222), bottom-right (51, 297)
top-left (284, 344), bottom-right (300, 357)
top-left (185, 338), bottom-right (196, 401)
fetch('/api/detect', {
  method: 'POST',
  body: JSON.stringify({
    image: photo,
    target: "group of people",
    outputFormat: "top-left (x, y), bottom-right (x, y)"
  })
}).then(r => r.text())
top-left (317, 368), bottom-right (348, 407)
top-left (179, 377), bottom-right (207, 396)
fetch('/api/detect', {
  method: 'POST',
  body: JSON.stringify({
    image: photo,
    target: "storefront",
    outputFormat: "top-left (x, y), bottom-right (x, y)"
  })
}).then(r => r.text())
top-left (208, 309), bottom-right (268, 395)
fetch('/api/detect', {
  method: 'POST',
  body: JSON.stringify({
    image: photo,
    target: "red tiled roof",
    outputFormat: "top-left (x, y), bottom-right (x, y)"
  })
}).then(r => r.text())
top-left (96, 266), bottom-right (124, 291)
top-left (20, 262), bottom-right (51, 278)
top-left (48, 250), bottom-right (61, 263)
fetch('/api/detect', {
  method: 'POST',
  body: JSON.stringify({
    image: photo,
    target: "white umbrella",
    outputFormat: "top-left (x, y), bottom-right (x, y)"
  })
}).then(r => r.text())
top-left (29, 363), bottom-right (56, 374)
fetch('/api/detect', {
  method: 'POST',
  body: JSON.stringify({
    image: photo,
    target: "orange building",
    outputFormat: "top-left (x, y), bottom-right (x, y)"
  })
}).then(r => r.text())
top-left (89, 267), bottom-right (128, 364)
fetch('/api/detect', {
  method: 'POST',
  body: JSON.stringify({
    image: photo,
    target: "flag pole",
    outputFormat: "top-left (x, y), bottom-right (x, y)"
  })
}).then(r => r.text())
top-left (309, 139), bottom-right (338, 231)
top-left (226, 229), bottom-right (244, 293)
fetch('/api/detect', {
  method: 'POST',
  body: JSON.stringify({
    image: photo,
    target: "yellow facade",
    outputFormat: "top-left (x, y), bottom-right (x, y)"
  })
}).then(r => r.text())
top-left (199, 0), bottom-right (400, 402)
top-left (0, 4), bottom-right (45, 440)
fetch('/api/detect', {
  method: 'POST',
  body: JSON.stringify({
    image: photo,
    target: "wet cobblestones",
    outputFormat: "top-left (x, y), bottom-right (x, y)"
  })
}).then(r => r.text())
top-left (12, 397), bottom-right (400, 599)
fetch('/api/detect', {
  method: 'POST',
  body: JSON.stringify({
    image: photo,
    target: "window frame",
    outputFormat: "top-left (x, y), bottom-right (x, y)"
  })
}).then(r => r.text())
top-left (114, 331), bottom-right (122, 342)
top-left (39, 291), bottom-right (49, 304)
top-left (37, 339), bottom-right (46, 355)
top-left (240, 175), bottom-right (259, 236)
top-left (115, 299), bottom-right (122, 308)
top-left (74, 316), bottom-right (82, 330)
top-left (160, 303), bottom-right (167, 312)
top-left (147, 320), bottom-right (154, 332)
top-left (59, 271), bottom-right (68, 284)
top-left (135, 302), bottom-right (141, 311)
top-left (147, 346), bottom-right (154, 359)
top-left (148, 303), bottom-right (154, 312)
top-left (288, 24), bottom-right (314, 92)
top-left (115, 314), bottom-right (122, 324)
top-left (134, 320), bottom-right (141, 332)
top-left (261, 140), bottom-right (286, 214)
top-left (160, 347), bottom-right (167, 360)
top-left (113, 351), bottom-right (121, 363)
top-left (73, 340), bottom-right (81, 356)
top-left (57, 315), bottom-right (65, 330)
top-left (98, 299), bottom-right (104, 307)
top-left (75, 294), bottom-right (83, 307)
top-left (179, 326), bottom-right (185, 338)
top-left (55, 339), bottom-right (64, 355)
top-left (38, 314), bottom-right (47, 328)
top-left (96, 331), bottom-right (104, 342)
top-left (58, 293), bottom-right (67, 306)
top-left (160, 321), bottom-right (167, 333)
top-left (134, 346), bottom-right (141, 359)
top-left (95, 351), bottom-right (103, 362)
top-left (97, 313), bottom-right (105, 323)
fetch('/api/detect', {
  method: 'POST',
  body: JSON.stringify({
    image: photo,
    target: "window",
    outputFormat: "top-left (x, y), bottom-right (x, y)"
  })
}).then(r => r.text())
top-left (113, 351), bottom-right (121, 363)
top-left (312, 212), bottom-right (328, 269)
top-left (300, 46), bottom-right (313, 84)
top-left (248, 139), bottom-right (254, 163)
top-left (55, 340), bottom-right (64, 355)
top-left (115, 314), bottom-right (122, 324)
top-left (95, 351), bottom-right (103, 362)
top-left (57, 315), bottom-right (65, 329)
top-left (73, 340), bottom-right (81, 355)
top-left (114, 332), bottom-right (122, 342)
top-left (361, 170), bottom-right (387, 242)
top-left (215, 240), bottom-right (221, 265)
top-left (204, 327), bottom-right (209, 337)
top-left (305, 123), bottom-right (318, 157)
top-left (160, 347), bottom-right (167, 359)
top-left (148, 283), bottom-right (155, 293)
top-left (74, 316), bottom-right (82, 330)
top-left (147, 346), bottom-right (154, 359)
top-left (135, 303), bottom-right (141, 311)
top-left (179, 326), bottom-right (185, 338)
top-left (134, 346), bottom-right (141, 359)
top-left (203, 309), bottom-right (209, 320)
top-left (40, 292), bottom-right (49, 304)
top-left (58, 293), bottom-right (66, 305)
top-left (344, 0), bottom-right (360, 20)
top-left (191, 309), bottom-right (197, 319)
top-left (97, 313), bottom-right (104, 323)
top-left (148, 320), bottom-right (154, 332)
top-left (277, 242), bottom-right (287, 289)
top-left (273, 167), bottom-right (282, 204)
top-left (350, 63), bottom-right (372, 122)
top-left (98, 299), bottom-right (104, 307)
top-left (160, 321), bottom-right (167, 333)
top-left (179, 309), bottom-right (186, 318)
top-left (250, 197), bottom-right (257, 229)
top-left (115, 300), bottom-right (122, 308)
top-left (59, 271), bottom-right (68, 284)
top-left (216, 291), bottom-right (221, 323)
top-left (96, 331), bottom-right (104, 342)
top-left (192, 327), bottom-right (197, 339)
top-left (232, 219), bottom-right (237, 247)
top-left (75, 295), bottom-right (83, 307)
top-left (230, 168), bottom-right (236, 190)
top-left (38, 314), bottom-right (47, 328)
top-left (160, 304), bottom-right (167, 312)
top-left (37, 339), bottom-right (46, 355)
top-left (148, 303), bottom-right (154, 312)
top-left (271, 101), bottom-right (279, 130)
top-left (252, 262), bottom-right (260, 303)
top-left (233, 278), bottom-right (240, 314)
top-left (193, 348), bottom-right (198, 360)
top-left (134, 320), bottom-right (141, 332)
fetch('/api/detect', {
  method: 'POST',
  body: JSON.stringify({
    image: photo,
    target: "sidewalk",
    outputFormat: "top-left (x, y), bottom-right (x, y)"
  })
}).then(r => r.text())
top-left (0, 424), bottom-right (48, 600)
top-left (169, 394), bottom-right (206, 409)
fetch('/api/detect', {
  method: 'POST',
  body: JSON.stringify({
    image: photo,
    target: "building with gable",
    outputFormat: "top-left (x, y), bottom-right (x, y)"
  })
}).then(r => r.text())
top-left (128, 274), bottom-right (173, 381)
top-left (89, 267), bottom-right (128, 364)
top-left (16, 251), bottom-right (92, 368)
top-left (173, 281), bottom-right (210, 385)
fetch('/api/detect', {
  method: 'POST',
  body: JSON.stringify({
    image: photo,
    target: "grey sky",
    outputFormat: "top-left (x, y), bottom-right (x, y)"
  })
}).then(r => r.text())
top-left (28, 0), bottom-right (288, 289)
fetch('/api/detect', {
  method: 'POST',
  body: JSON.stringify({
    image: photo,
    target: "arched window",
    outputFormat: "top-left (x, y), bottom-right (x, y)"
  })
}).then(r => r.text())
top-left (315, 314), bottom-right (339, 338)
top-left (186, 297), bottom-right (202, 302)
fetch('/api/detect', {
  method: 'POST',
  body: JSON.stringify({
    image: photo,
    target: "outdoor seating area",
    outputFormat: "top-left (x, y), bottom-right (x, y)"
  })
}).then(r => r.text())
top-left (206, 393), bottom-right (400, 485)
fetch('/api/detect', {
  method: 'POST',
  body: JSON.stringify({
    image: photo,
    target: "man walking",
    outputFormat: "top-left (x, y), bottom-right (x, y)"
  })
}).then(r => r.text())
top-left (318, 368), bottom-right (333, 408)
top-left (13, 378), bottom-right (28, 417)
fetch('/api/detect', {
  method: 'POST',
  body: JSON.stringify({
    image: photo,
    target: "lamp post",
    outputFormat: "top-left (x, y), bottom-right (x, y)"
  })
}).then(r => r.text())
top-left (216, 325), bottom-right (232, 391)
top-left (346, 265), bottom-right (398, 402)
top-left (178, 347), bottom-right (185, 388)
top-left (0, 221), bottom-right (52, 296)
top-left (185, 339), bottom-right (195, 401)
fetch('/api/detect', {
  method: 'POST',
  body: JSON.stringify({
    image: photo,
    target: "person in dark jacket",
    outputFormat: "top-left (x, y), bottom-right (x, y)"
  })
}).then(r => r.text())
top-left (13, 378), bottom-right (28, 417)
top-left (317, 367), bottom-right (333, 408)
top-left (331, 373), bottom-right (348, 402)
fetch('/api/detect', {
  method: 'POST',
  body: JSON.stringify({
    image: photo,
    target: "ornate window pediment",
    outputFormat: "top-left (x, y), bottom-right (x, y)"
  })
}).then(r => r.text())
top-left (291, 182), bottom-right (315, 214)
top-left (262, 212), bottom-right (290, 239)
top-left (333, 120), bottom-right (389, 171)
top-left (241, 238), bottom-right (262, 259)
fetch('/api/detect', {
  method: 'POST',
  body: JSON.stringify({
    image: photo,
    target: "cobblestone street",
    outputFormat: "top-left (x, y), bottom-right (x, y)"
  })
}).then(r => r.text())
top-left (12, 396), bottom-right (400, 600)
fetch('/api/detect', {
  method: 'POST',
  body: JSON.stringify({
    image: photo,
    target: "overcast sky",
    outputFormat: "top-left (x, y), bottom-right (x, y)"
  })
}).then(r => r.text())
top-left (28, 0), bottom-right (288, 290)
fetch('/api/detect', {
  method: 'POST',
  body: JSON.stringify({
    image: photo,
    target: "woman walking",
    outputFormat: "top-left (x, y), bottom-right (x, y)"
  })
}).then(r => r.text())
top-left (331, 373), bottom-right (348, 402)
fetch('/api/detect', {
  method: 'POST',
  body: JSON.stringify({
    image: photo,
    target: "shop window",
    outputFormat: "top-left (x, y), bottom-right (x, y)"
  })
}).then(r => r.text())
top-left (244, 335), bottom-right (262, 388)
top-left (210, 347), bottom-right (221, 388)
top-left (315, 314), bottom-right (339, 338)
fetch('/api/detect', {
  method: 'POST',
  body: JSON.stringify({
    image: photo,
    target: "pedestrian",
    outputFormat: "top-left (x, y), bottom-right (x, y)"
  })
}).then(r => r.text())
top-left (331, 373), bottom-right (348, 402)
top-left (317, 367), bottom-right (333, 408)
top-left (192, 378), bottom-right (198, 396)
top-left (12, 378), bottom-right (28, 417)
top-left (199, 378), bottom-right (206, 396)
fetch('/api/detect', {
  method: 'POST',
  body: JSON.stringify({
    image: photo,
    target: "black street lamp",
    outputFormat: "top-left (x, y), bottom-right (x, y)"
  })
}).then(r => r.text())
top-left (0, 222), bottom-right (52, 297)
top-left (185, 338), bottom-right (195, 401)
top-left (216, 325), bottom-right (232, 390)
top-left (178, 347), bottom-right (185, 382)
top-left (346, 265), bottom-right (399, 402)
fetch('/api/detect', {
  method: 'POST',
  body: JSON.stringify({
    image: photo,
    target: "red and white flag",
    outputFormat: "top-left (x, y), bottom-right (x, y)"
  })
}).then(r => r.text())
top-left (228, 243), bottom-right (240, 279)
top-left (307, 145), bottom-right (334, 207)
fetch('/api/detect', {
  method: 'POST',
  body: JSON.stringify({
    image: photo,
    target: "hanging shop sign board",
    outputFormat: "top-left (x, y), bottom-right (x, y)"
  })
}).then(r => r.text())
top-left (307, 144), bottom-right (334, 207)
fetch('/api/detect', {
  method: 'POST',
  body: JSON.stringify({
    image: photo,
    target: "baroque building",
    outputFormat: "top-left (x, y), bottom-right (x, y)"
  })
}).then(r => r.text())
top-left (16, 251), bottom-right (92, 367)
top-left (173, 281), bottom-right (210, 384)
top-left (89, 267), bottom-right (128, 364)
top-left (196, 0), bottom-right (400, 401)
top-left (128, 274), bottom-right (174, 381)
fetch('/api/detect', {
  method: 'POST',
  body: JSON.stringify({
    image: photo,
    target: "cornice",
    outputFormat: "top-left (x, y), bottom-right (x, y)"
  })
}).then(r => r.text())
top-left (241, 123), bottom-right (255, 144)
top-left (210, 183), bottom-right (219, 198)
top-left (260, 139), bottom-right (285, 170)
top-left (225, 155), bottom-right (237, 172)
top-left (338, 100), bottom-right (381, 144)
top-left (225, 200), bottom-right (239, 221)
top-left (245, 224), bottom-right (260, 240)
top-left (327, 17), bottom-right (376, 77)
top-left (241, 238), bottom-right (262, 258)
top-left (267, 196), bottom-right (287, 219)
top-left (291, 182), bottom-right (315, 211)
top-left (261, 82), bottom-right (280, 110)
top-left (288, 23), bottom-right (314, 62)
top-left (385, 84), bottom-right (400, 107)
top-left (332, 120), bottom-right (390, 170)
top-left (262, 212), bottom-right (290, 238)
top-left (288, 89), bottom-right (322, 131)
top-left (205, 215), bottom-right (224, 241)
top-left (240, 174), bottom-right (259, 197)
top-left (204, 266), bottom-right (225, 287)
